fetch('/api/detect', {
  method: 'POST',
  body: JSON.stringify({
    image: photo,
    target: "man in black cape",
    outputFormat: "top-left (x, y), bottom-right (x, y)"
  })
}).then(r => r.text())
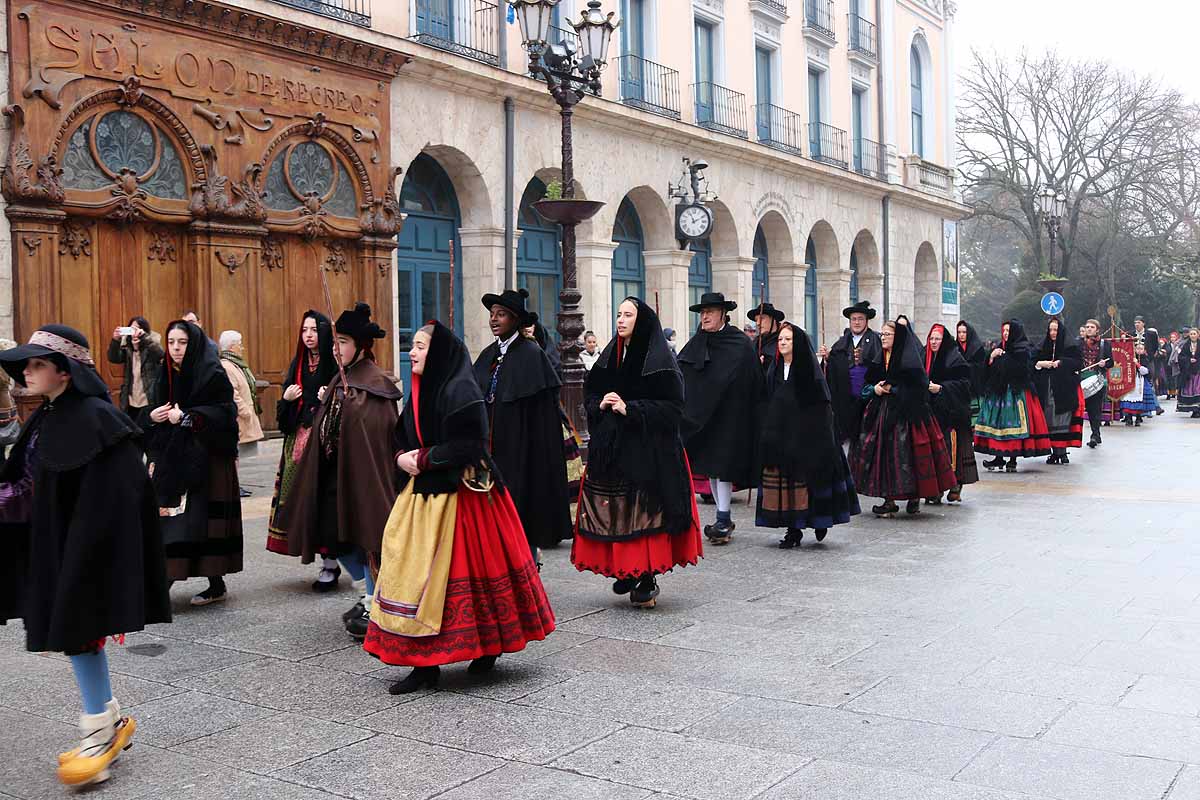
top-left (820, 300), bottom-right (883, 448)
top-left (678, 292), bottom-right (763, 545)
top-left (473, 289), bottom-right (572, 555)
top-left (748, 302), bottom-right (785, 375)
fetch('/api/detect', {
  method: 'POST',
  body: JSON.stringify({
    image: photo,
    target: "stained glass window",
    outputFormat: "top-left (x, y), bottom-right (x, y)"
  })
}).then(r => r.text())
top-left (262, 140), bottom-right (357, 217)
top-left (61, 122), bottom-right (110, 191)
top-left (60, 111), bottom-right (186, 199)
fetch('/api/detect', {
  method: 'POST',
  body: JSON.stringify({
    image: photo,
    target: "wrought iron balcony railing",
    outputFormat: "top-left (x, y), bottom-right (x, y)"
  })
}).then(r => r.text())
top-left (752, 0), bottom-right (788, 16)
top-left (616, 55), bottom-right (682, 120)
top-left (411, 0), bottom-right (500, 67)
top-left (693, 81), bottom-right (748, 139)
top-left (803, 0), bottom-right (836, 40)
top-left (549, 24), bottom-right (581, 53)
top-left (847, 13), bottom-right (877, 59)
top-left (272, 0), bottom-right (371, 27)
top-left (853, 137), bottom-right (886, 180)
top-left (807, 121), bottom-right (848, 169)
top-left (754, 103), bottom-right (804, 156)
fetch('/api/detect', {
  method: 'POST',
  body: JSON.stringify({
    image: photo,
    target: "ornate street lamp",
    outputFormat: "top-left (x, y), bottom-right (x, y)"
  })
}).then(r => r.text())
top-left (1036, 186), bottom-right (1068, 278)
top-left (511, 0), bottom-right (619, 445)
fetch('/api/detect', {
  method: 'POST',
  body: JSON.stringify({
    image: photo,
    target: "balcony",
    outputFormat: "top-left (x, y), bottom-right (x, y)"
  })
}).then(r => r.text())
top-left (692, 82), bottom-right (748, 139)
top-left (906, 157), bottom-right (954, 197)
top-left (749, 0), bottom-right (789, 26)
top-left (802, 0), bottom-right (836, 46)
top-left (853, 137), bottom-right (886, 180)
top-left (847, 13), bottom-right (877, 62)
top-left (272, 0), bottom-right (371, 26)
top-left (754, 104), bottom-right (804, 156)
top-left (807, 121), bottom-right (848, 169)
top-left (410, 0), bottom-right (500, 67)
top-left (549, 24), bottom-right (581, 53)
top-left (616, 55), bottom-right (682, 121)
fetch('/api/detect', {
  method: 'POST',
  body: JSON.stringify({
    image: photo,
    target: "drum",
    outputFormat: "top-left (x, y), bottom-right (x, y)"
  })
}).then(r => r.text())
top-left (1080, 367), bottom-right (1106, 399)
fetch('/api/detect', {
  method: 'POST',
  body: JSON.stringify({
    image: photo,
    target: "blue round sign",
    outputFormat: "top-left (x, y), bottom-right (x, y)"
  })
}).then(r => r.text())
top-left (1040, 292), bottom-right (1065, 316)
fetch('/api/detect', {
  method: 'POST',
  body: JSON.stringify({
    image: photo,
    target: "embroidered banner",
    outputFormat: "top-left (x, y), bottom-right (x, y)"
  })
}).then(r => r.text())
top-left (1107, 338), bottom-right (1137, 400)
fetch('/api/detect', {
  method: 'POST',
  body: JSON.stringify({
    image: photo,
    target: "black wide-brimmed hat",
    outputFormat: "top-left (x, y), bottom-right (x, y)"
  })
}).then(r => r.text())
top-left (689, 291), bottom-right (737, 313)
top-left (0, 324), bottom-right (111, 398)
top-left (482, 288), bottom-right (535, 325)
top-left (335, 302), bottom-right (386, 342)
top-left (842, 300), bottom-right (877, 320)
top-left (748, 302), bottom-right (785, 322)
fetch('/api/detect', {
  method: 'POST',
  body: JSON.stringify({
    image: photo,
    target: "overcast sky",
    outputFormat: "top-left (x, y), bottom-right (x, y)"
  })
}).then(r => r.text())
top-left (954, 1), bottom-right (1198, 100)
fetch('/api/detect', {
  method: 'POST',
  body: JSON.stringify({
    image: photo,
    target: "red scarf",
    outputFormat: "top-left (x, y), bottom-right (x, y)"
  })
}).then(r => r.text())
top-left (924, 324), bottom-right (948, 375)
top-left (410, 373), bottom-right (424, 448)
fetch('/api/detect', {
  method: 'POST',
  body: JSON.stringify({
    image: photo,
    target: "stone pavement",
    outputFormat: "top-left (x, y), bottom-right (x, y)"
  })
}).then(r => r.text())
top-left (2, 405), bottom-right (1200, 800)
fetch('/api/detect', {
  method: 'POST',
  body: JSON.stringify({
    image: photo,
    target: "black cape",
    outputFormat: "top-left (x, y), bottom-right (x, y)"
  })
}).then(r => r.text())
top-left (677, 323), bottom-right (763, 486)
top-left (473, 334), bottom-right (571, 548)
top-left (1033, 322), bottom-right (1083, 411)
top-left (956, 320), bottom-right (987, 399)
top-left (983, 318), bottom-right (1035, 398)
top-left (753, 328), bottom-right (779, 375)
top-left (1178, 340), bottom-right (1200, 384)
top-left (0, 386), bottom-right (170, 653)
top-left (584, 298), bottom-right (693, 536)
top-left (926, 324), bottom-right (973, 431)
top-left (862, 320), bottom-right (933, 432)
top-left (826, 326), bottom-right (883, 444)
top-left (277, 310), bottom-right (337, 434)
top-left (759, 324), bottom-right (846, 489)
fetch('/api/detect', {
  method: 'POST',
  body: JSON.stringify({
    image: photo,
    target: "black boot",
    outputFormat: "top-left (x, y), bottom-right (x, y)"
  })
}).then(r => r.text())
top-left (703, 518), bottom-right (735, 545)
top-left (905, 500), bottom-right (921, 515)
top-left (1046, 453), bottom-right (1061, 465)
top-left (468, 655), bottom-right (498, 675)
top-left (1135, 416), bottom-right (1142, 426)
top-left (1005, 459), bottom-right (1018, 473)
top-left (778, 529), bottom-right (802, 549)
top-left (814, 528), bottom-right (827, 542)
top-left (1192, 410), bottom-right (1200, 418)
top-left (872, 500), bottom-right (899, 517)
top-left (630, 574), bottom-right (660, 608)
top-left (388, 666), bottom-right (440, 695)
top-left (1060, 452), bottom-right (1070, 465)
top-left (925, 495), bottom-right (942, 505)
top-left (982, 455), bottom-right (1005, 470)
top-left (612, 577), bottom-right (638, 595)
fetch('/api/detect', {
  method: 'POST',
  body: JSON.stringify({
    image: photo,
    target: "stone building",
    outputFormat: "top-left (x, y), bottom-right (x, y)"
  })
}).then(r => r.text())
top-left (0, 0), bottom-right (965, 409)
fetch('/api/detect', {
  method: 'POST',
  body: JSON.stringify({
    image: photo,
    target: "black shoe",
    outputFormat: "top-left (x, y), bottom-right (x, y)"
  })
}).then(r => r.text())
top-left (468, 655), bottom-right (498, 675)
top-left (1046, 454), bottom-right (1060, 465)
top-left (389, 666), bottom-right (440, 695)
top-left (1156, 407), bottom-right (1165, 416)
top-left (1005, 460), bottom-right (1018, 473)
top-left (312, 565), bottom-right (342, 593)
top-left (1193, 411), bottom-right (1200, 419)
top-left (630, 574), bottom-right (660, 608)
top-left (925, 495), bottom-right (942, 505)
top-left (1060, 453), bottom-right (1070, 465)
top-left (612, 577), bottom-right (638, 595)
top-left (872, 501), bottom-right (899, 517)
top-left (1135, 417), bottom-right (1142, 426)
top-left (1087, 436), bottom-right (1100, 449)
top-left (905, 500), bottom-right (921, 515)
top-left (814, 528), bottom-right (827, 542)
top-left (345, 605), bottom-right (370, 639)
top-left (342, 601), bottom-right (364, 624)
top-left (190, 584), bottom-right (227, 607)
top-left (778, 530), bottom-right (802, 549)
top-left (238, 487), bottom-right (252, 497)
top-left (982, 456), bottom-right (1005, 470)
top-left (703, 519), bottom-right (735, 545)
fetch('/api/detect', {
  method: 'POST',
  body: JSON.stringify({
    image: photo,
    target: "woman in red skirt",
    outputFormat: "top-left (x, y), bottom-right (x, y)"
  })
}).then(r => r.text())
top-left (850, 317), bottom-right (957, 517)
top-left (363, 321), bottom-right (555, 694)
top-left (974, 319), bottom-right (1052, 472)
top-left (573, 298), bottom-right (703, 608)
top-left (1032, 317), bottom-right (1084, 465)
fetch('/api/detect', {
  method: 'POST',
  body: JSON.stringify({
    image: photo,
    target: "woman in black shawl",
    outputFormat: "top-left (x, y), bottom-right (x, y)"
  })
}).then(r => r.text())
top-left (572, 297), bottom-right (703, 608)
top-left (757, 322), bottom-right (859, 548)
top-left (850, 318), bottom-right (957, 517)
top-left (145, 320), bottom-right (243, 606)
top-left (266, 311), bottom-right (338, 590)
top-left (956, 320), bottom-right (986, 425)
top-left (925, 324), bottom-right (979, 504)
top-left (364, 321), bottom-right (554, 694)
top-left (1178, 328), bottom-right (1200, 417)
top-left (1032, 317), bottom-right (1084, 464)
top-left (973, 319), bottom-right (1052, 472)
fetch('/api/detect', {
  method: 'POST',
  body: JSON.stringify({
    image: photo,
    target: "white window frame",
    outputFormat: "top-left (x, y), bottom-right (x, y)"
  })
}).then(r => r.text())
top-left (691, 4), bottom-right (727, 86)
top-left (908, 31), bottom-right (934, 160)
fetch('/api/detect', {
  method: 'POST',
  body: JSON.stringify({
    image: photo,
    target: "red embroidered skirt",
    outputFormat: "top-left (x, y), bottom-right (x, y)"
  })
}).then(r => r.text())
top-left (852, 415), bottom-right (957, 501)
top-left (362, 486), bottom-right (555, 667)
top-left (974, 389), bottom-right (1053, 457)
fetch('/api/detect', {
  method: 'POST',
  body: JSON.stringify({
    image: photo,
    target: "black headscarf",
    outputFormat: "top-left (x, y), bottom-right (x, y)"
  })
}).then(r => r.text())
top-left (1034, 318), bottom-right (1083, 409)
top-left (863, 319), bottom-right (932, 426)
top-left (278, 310), bottom-right (336, 433)
top-left (530, 320), bottom-right (562, 372)
top-left (955, 320), bottom-right (987, 396)
top-left (984, 318), bottom-right (1034, 397)
top-left (587, 297), bottom-right (683, 403)
top-left (759, 323), bottom-right (841, 481)
top-left (926, 323), bottom-right (973, 429)
top-left (399, 321), bottom-right (491, 496)
top-left (151, 320), bottom-right (237, 455)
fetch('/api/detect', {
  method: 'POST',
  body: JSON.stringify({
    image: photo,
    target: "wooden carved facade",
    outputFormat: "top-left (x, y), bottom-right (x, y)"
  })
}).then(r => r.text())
top-left (3, 0), bottom-right (408, 428)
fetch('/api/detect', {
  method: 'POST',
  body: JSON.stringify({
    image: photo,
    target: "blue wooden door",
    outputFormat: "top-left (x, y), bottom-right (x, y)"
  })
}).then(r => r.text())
top-left (517, 178), bottom-right (561, 339)
top-left (611, 197), bottom-right (645, 315)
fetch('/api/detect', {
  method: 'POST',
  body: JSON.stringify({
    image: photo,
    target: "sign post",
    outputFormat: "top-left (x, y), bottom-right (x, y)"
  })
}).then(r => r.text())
top-left (1040, 292), bottom-right (1065, 316)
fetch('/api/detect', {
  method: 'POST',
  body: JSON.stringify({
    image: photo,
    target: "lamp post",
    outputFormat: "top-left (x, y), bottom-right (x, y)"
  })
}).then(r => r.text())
top-left (511, 0), bottom-right (619, 444)
top-left (1036, 186), bottom-right (1067, 277)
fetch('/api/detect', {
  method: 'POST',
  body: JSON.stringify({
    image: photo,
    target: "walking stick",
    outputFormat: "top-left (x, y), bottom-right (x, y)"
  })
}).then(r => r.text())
top-left (448, 239), bottom-right (456, 331)
top-left (654, 290), bottom-right (660, 316)
top-left (317, 244), bottom-right (349, 393)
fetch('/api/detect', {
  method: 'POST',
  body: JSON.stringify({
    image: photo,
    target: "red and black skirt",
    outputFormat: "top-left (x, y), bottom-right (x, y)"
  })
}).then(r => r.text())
top-left (851, 414), bottom-right (958, 501)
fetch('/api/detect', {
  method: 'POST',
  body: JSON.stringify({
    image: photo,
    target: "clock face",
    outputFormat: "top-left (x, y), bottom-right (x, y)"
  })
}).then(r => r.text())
top-left (678, 205), bottom-right (712, 239)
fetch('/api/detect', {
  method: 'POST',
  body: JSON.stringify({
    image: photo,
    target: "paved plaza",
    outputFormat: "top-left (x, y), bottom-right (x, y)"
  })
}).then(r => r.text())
top-left (2, 407), bottom-right (1199, 800)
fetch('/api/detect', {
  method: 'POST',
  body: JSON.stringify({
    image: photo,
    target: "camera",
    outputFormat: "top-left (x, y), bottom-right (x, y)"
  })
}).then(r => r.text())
top-left (117, 326), bottom-right (137, 337)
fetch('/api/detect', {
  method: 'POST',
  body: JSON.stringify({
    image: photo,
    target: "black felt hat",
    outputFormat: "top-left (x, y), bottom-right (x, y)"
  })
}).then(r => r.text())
top-left (0, 324), bottom-right (112, 398)
top-left (335, 302), bottom-right (386, 342)
top-left (748, 302), bottom-right (785, 322)
top-left (481, 288), bottom-right (535, 325)
top-left (842, 300), bottom-right (877, 320)
top-left (689, 291), bottom-right (737, 313)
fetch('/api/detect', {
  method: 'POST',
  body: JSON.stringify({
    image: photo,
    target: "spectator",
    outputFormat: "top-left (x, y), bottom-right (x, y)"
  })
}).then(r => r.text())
top-left (106, 316), bottom-right (162, 424)
top-left (664, 327), bottom-right (678, 356)
top-left (580, 330), bottom-right (600, 371)
top-left (182, 310), bottom-right (218, 354)
top-left (218, 330), bottom-right (264, 498)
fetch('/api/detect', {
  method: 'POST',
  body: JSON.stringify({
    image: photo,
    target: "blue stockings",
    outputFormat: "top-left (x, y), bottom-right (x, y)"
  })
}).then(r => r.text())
top-left (69, 649), bottom-right (113, 715)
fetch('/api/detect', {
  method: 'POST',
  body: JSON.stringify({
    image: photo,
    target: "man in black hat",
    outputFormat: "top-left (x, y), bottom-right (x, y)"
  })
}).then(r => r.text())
top-left (748, 302), bottom-right (786, 375)
top-left (473, 289), bottom-right (572, 556)
top-left (678, 292), bottom-right (763, 545)
top-left (820, 300), bottom-right (883, 447)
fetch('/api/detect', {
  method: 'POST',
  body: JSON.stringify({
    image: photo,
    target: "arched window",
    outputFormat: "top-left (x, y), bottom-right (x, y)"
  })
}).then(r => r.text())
top-left (805, 236), bottom-right (818, 331)
top-left (61, 109), bottom-right (188, 199)
top-left (517, 178), bottom-right (561, 337)
top-left (910, 44), bottom-right (924, 158)
top-left (262, 139), bottom-right (359, 217)
top-left (611, 197), bottom-right (645, 313)
top-left (752, 226), bottom-right (769, 309)
top-left (849, 246), bottom-right (859, 304)
top-left (689, 238), bottom-right (712, 331)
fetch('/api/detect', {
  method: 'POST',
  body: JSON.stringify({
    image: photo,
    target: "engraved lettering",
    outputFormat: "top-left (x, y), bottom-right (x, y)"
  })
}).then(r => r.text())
top-left (282, 79), bottom-right (296, 102)
top-left (336, 90), bottom-right (350, 111)
top-left (245, 71), bottom-right (260, 94)
top-left (175, 51), bottom-right (201, 87)
top-left (43, 24), bottom-right (84, 72)
top-left (261, 74), bottom-right (276, 97)
top-left (325, 88), bottom-right (336, 108)
top-left (209, 57), bottom-right (237, 95)
top-left (350, 94), bottom-right (363, 113)
top-left (130, 37), bottom-right (163, 79)
top-left (90, 30), bottom-right (123, 74)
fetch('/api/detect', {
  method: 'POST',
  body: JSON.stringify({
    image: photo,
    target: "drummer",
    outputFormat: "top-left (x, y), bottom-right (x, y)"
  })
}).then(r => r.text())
top-left (1079, 319), bottom-right (1113, 448)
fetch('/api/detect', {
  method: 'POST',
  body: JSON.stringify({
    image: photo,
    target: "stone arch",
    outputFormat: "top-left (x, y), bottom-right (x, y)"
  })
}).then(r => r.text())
top-left (914, 240), bottom-right (940, 331)
top-left (756, 210), bottom-right (795, 267)
top-left (850, 228), bottom-right (881, 307)
top-left (418, 143), bottom-right (494, 228)
top-left (622, 185), bottom-right (674, 251)
top-left (806, 219), bottom-right (840, 269)
top-left (708, 198), bottom-right (739, 258)
top-left (851, 229), bottom-right (881, 276)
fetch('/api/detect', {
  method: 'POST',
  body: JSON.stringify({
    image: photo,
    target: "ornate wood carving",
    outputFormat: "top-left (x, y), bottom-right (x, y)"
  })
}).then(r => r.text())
top-left (1, 105), bottom-right (65, 206)
top-left (260, 122), bottom-right (374, 208)
top-left (147, 227), bottom-right (177, 263)
top-left (189, 146), bottom-right (267, 223)
top-left (58, 221), bottom-right (92, 259)
top-left (322, 241), bottom-right (348, 275)
top-left (262, 237), bottom-right (285, 271)
top-left (21, 235), bottom-right (43, 256)
top-left (360, 166), bottom-right (406, 237)
top-left (215, 249), bottom-right (249, 274)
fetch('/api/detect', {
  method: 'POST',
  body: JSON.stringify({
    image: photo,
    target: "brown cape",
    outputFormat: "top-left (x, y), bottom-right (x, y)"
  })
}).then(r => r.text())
top-left (275, 358), bottom-right (402, 562)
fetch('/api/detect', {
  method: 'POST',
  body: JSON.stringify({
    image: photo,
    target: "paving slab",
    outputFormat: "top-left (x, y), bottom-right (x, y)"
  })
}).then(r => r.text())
top-left (172, 711), bottom-right (373, 773)
top-left (845, 677), bottom-right (1069, 736)
top-left (755, 758), bottom-right (1033, 800)
top-left (518, 671), bottom-right (738, 731)
top-left (433, 763), bottom-right (653, 800)
top-left (1043, 703), bottom-right (1200, 763)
